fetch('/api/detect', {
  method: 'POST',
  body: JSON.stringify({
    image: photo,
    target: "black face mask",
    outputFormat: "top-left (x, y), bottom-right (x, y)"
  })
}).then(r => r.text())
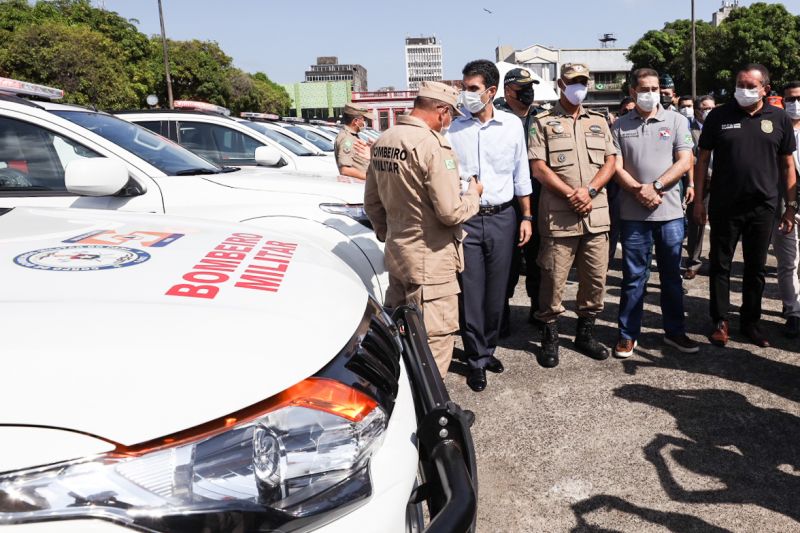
top-left (660, 94), bottom-right (673, 108)
top-left (515, 85), bottom-right (535, 106)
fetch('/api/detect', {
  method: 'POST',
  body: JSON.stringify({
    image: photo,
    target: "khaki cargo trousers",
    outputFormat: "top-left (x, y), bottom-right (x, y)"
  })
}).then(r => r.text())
top-left (386, 276), bottom-right (460, 377)
top-left (535, 232), bottom-right (609, 323)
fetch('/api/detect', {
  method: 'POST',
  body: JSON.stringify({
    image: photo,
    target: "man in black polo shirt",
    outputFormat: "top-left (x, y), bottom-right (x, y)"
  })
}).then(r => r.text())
top-left (694, 64), bottom-right (798, 347)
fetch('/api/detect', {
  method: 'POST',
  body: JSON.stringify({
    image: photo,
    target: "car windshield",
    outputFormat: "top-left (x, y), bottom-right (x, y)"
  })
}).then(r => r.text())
top-left (284, 125), bottom-right (335, 152)
top-left (52, 110), bottom-right (222, 175)
top-left (240, 122), bottom-right (316, 156)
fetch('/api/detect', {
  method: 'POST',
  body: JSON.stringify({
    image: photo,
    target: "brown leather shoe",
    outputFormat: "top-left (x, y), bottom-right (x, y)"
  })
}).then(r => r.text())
top-left (683, 269), bottom-right (697, 280)
top-left (709, 320), bottom-right (729, 347)
top-left (741, 322), bottom-right (770, 348)
top-left (613, 338), bottom-right (637, 358)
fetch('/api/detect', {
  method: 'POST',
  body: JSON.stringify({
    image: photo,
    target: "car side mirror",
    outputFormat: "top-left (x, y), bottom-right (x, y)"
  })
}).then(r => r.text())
top-left (65, 158), bottom-right (129, 197)
top-left (254, 145), bottom-right (283, 167)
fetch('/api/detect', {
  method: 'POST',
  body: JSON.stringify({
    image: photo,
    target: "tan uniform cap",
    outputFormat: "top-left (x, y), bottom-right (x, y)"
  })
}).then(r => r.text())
top-left (418, 81), bottom-right (464, 116)
top-left (344, 102), bottom-right (370, 117)
top-left (561, 63), bottom-right (590, 81)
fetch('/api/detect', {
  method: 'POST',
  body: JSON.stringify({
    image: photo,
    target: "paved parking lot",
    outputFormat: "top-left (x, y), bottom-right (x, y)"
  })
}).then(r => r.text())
top-left (445, 244), bottom-right (800, 532)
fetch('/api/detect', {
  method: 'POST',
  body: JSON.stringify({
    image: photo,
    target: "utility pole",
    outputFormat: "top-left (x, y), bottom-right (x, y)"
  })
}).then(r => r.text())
top-left (691, 0), bottom-right (697, 99)
top-left (158, 0), bottom-right (174, 109)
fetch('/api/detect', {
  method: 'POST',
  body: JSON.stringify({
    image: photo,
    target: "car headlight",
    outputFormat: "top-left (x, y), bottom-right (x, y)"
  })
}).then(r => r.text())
top-left (0, 378), bottom-right (386, 530)
top-left (319, 203), bottom-right (373, 229)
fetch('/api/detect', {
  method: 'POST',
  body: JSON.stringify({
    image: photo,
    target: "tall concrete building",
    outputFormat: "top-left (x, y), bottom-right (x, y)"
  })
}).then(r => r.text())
top-left (405, 36), bottom-right (443, 89)
top-left (305, 56), bottom-right (368, 91)
top-left (712, 0), bottom-right (740, 26)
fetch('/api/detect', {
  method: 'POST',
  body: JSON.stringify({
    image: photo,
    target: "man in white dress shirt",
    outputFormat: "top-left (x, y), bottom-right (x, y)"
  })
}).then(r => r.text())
top-left (447, 59), bottom-right (533, 392)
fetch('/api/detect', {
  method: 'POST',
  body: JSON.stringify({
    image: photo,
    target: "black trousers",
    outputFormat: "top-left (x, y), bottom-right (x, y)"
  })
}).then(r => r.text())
top-left (685, 193), bottom-right (710, 273)
top-left (607, 180), bottom-right (622, 262)
top-left (505, 212), bottom-right (541, 305)
top-left (460, 206), bottom-right (516, 369)
top-left (709, 202), bottom-right (775, 324)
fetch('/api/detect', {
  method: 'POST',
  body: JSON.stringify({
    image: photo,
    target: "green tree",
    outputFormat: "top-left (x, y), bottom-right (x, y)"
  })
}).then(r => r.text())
top-left (627, 2), bottom-right (800, 97)
top-left (150, 38), bottom-right (233, 106)
top-left (0, 0), bottom-right (155, 106)
top-left (0, 21), bottom-right (137, 108)
top-left (717, 2), bottom-right (800, 91)
top-left (0, 0), bottom-right (286, 112)
top-left (252, 71), bottom-right (291, 114)
top-left (627, 19), bottom-right (718, 96)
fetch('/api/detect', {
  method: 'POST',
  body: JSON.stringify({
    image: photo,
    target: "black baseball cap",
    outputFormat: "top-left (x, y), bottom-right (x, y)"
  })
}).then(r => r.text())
top-left (504, 68), bottom-right (540, 86)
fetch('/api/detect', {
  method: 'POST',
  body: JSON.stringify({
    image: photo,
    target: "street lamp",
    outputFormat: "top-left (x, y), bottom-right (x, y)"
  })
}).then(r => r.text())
top-left (157, 0), bottom-right (174, 109)
top-left (691, 0), bottom-right (697, 99)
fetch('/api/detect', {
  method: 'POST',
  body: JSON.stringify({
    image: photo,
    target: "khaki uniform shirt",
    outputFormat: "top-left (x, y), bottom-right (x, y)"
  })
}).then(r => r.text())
top-left (528, 102), bottom-right (616, 237)
top-left (334, 126), bottom-right (369, 174)
top-left (364, 115), bottom-right (480, 286)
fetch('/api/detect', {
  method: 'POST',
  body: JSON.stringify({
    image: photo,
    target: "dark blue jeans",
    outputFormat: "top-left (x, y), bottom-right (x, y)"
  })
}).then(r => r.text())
top-left (619, 218), bottom-right (686, 340)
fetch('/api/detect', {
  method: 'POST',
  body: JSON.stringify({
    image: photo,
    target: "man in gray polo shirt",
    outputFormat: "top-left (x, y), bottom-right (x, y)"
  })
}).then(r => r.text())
top-left (611, 68), bottom-right (699, 357)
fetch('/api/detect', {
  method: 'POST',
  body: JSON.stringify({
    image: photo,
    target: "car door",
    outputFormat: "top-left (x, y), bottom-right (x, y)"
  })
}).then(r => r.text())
top-left (174, 120), bottom-right (284, 168)
top-left (0, 111), bottom-right (164, 213)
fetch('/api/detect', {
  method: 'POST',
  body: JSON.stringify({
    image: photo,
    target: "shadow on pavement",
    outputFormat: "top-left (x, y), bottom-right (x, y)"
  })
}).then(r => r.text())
top-left (613, 384), bottom-right (800, 523)
top-left (620, 344), bottom-right (800, 404)
top-left (570, 494), bottom-right (732, 532)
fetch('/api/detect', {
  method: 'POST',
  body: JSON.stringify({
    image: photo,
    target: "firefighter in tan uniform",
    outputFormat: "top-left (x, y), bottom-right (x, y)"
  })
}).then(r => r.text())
top-left (528, 63), bottom-right (617, 368)
top-left (365, 81), bottom-right (483, 376)
top-left (334, 103), bottom-right (371, 180)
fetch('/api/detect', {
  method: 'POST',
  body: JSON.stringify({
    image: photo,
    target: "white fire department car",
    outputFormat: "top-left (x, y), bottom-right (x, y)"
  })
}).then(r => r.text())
top-left (0, 206), bottom-right (477, 532)
top-left (116, 102), bottom-right (338, 176)
top-left (0, 78), bottom-right (384, 299)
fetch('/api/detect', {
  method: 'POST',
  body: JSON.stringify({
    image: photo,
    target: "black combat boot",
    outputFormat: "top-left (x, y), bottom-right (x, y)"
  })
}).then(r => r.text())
top-left (575, 316), bottom-right (609, 360)
top-left (537, 321), bottom-right (559, 368)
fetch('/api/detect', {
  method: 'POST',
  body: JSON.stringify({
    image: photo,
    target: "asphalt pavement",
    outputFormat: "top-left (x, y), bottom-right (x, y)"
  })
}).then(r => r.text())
top-left (445, 240), bottom-right (800, 532)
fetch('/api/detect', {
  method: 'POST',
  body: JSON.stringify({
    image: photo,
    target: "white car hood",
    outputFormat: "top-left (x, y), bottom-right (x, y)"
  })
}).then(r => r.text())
top-left (0, 207), bottom-right (368, 454)
top-left (207, 167), bottom-right (366, 204)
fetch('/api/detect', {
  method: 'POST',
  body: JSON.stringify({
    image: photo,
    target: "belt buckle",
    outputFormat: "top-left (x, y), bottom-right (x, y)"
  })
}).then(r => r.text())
top-left (479, 205), bottom-right (495, 216)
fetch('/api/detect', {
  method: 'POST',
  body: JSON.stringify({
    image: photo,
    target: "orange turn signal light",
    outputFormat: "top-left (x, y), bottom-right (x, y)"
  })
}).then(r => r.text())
top-left (114, 378), bottom-right (378, 456)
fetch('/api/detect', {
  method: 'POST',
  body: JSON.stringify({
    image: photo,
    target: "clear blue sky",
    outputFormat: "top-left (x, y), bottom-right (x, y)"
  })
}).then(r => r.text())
top-left (101, 0), bottom-right (800, 89)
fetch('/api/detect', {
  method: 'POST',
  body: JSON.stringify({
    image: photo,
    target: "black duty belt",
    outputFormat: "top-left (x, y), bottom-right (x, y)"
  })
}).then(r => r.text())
top-left (477, 200), bottom-right (514, 216)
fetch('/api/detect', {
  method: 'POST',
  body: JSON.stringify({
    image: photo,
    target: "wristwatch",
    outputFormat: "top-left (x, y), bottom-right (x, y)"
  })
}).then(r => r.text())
top-left (787, 200), bottom-right (799, 211)
top-left (521, 215), bottom-right (534, 222)
top-left (588, 186), bottom-right (599, 199)
top-left (653, 180), bottom-right (664, 192)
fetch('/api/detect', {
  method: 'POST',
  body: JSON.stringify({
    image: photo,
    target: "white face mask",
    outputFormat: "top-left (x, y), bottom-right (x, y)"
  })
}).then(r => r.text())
top-left (636, 91), bottom-right (659, 112)
top-left (563, 83), bottom-right (588, 106)
top-left (785, 101), bottom-right (800, 120)
top-left (735, 87), bottom-right (762, 107)
top-left (679, 107), bottom-right (694, 118)
top-left (701, 109), bottom-right (712, 121)
top-left (458, 89), bottom-right (489, 114)
top-left (439, 109), bottom-right (453, 134)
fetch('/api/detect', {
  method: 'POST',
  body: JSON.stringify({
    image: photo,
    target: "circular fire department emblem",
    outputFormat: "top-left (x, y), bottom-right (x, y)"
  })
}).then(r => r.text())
top-left (14, 245), bottom-right (150, 271)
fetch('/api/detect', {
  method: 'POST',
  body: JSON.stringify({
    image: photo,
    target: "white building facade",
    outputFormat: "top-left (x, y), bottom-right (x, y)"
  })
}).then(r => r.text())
top-left (497, 44), bottom-right (633, 111)
top-left (405, 36), bottom-right (443, 90)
